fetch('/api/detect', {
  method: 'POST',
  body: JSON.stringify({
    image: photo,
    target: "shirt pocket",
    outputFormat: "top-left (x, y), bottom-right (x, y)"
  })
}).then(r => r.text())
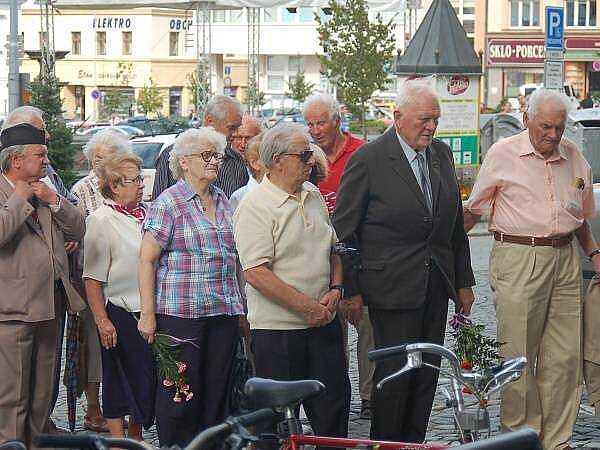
top-left (561, 186), bottom-right (585, 220)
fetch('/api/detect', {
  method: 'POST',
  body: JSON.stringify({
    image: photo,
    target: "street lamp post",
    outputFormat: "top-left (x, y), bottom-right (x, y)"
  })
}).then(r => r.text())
top-left (8, 0), bottom-right (20, 111)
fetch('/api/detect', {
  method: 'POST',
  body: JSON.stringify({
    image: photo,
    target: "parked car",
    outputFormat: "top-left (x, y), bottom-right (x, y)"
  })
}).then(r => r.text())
top-left (272, 113), bottom-right (306, 128)
top-left (130, 133), bottom-right (177, 201)
top-left (73, 125), bottom-right (144, 144)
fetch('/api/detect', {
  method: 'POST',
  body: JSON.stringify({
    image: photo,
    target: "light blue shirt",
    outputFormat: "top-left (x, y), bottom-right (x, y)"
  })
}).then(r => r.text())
top-left (395, 131), bottom-right (431, 194)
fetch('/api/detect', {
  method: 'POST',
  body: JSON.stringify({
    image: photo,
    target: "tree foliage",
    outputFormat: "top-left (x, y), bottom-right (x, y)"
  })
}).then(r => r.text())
top-left (28, 73), bottom-right (77, 187)
top-left (244, 77), bottom-right (266, 113)
top-left (286, 69), bottom-right (315, 103)
top-left (137, 77), bottom-right (164, 117)
top-left (316, 0), bottom-right (396, 138)
top-left (186, 62), bottom-right (211, 118)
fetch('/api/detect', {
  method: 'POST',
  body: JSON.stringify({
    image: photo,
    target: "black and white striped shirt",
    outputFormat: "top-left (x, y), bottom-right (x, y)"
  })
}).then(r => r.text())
top-left (151, 145), bottom-right (249, 200)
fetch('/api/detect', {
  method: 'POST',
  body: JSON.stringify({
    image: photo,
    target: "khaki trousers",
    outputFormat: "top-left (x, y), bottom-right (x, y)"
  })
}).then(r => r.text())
top-left (340, 308), bottom-right (376, 400)
top-left (0, 287), bottom-right (64, 449)
top-left (583, 277), bottom-right (600, 414)
top-left (490, 240), bottom-right (582, 450)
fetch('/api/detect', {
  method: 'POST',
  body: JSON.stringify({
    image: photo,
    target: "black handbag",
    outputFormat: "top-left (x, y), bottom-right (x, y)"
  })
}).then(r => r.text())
top-left (229, 337), bottom-right (254, 413)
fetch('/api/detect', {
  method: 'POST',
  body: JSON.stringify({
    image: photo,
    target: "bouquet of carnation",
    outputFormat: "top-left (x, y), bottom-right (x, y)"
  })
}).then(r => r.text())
top-left (126, 301), bottom-right (197, 403)
top-left (449, 313), bottom-right (503, 371)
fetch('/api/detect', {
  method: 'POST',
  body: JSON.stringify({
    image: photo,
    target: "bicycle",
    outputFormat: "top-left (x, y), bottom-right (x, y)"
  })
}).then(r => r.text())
top-left (368, 342), bottom-right (527, 443)
top-left (34, 343), bottom-right (529, 450)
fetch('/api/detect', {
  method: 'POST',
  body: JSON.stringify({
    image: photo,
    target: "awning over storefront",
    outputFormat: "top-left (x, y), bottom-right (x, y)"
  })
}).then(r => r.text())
top-left (396, 0), bottom-right (481, 75)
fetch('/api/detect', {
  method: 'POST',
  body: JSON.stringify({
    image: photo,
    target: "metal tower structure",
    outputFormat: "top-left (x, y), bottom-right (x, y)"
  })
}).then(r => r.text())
top-left (195, 1), bottom-right (212, 120)
top-left (39, 0), bottom-right (56, 78)
top-left (247, 7), bottom-right (260, 115)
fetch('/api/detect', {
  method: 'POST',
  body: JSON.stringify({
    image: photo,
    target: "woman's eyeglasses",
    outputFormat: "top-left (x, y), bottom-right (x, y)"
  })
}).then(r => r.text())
top-left (122, 175), bottom-right (144, 185)
top-left (282, 149), bottom-right (314, 163)
top-left (186, 151), bottom-right (225, 163)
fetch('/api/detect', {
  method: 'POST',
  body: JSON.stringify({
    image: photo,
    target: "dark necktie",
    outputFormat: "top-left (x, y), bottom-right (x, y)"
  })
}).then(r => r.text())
top-left (416, 152), bottom-right (433, 213)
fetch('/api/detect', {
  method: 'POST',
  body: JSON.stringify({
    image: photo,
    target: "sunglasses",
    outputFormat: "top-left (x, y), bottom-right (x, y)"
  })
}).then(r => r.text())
top-left (282, 149), bottom-right (314, 163)
top-left (186, 151), bottom-right (224, 163)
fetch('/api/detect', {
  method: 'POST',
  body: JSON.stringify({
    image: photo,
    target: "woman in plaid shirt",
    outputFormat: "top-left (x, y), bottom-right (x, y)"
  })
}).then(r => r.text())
top-left (137, 128), bottom-right (245, 448)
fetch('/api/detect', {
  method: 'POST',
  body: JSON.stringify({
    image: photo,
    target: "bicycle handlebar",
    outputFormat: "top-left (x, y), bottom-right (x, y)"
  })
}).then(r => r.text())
top-left (183, 408), bottom-right (279, 450)
top-left (33, 432), bottom-right (153, 450)
top-left (368, 342), bottom-right (526, 396)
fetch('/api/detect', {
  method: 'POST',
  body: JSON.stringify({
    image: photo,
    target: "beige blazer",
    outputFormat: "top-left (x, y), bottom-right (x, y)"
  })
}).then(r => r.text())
top-left (0, 175), bottom-right (86, 322)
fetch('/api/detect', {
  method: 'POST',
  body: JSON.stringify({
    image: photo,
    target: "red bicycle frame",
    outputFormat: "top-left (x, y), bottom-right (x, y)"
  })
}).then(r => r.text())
top-left (283, 434), bottom-right (449, 450)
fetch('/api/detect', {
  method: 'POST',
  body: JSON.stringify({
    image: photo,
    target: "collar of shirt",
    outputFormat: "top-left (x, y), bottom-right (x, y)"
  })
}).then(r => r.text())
top-left (395, 130), bottom-right (428, 163)
top-left (224, 145), bottom-right (244, 161)
top-left (260, 175), bottom-right (316, 208)
top-left (2, 173), bottom-right (14, 188)
top-left (329, 132), bottom-right (361, 165)
top-left (177, 178), bottom-right (225, 205)
top-left (518, 131), bottom-right (569, 162)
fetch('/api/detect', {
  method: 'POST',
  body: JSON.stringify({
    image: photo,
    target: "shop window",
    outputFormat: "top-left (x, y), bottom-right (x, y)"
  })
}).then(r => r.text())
top-left (509, 0), bottom-right (540, 27)
top-left (566, 1), bottom-right (596, 27)
top-left (71, 32), bottom-right (81, 55)
top-left (122, 31), bottom-right (132, 56)
top-left (169, 87), bottom-right (182, 116)
top-left (96, 31), bottom-right (106, 56)
top-left (169, 32), bottom-right (179, 56)
top-left (266, 55), bottom-right (304, 92)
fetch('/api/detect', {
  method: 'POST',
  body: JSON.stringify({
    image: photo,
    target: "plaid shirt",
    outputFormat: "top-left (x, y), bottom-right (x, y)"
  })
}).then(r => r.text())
top-left (70, 171), bottom-right (103, 216)
top-left (143, 179), bottom-right (245, 318)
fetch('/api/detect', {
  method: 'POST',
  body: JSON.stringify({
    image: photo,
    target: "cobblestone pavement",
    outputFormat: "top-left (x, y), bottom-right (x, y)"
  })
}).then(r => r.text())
top-left (51, 230), bottom-right (600, 448)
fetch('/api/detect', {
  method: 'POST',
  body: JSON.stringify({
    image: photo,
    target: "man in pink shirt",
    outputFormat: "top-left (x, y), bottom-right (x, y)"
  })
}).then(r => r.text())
top-left (465, 88), bottom-right (600, 450)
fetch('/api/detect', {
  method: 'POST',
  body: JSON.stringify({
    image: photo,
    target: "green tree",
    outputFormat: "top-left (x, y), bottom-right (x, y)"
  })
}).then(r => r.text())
top-left (28, 72), bottom-right (77, 187)
top-left (316, 0), bottom-right (396, 139)
top-left (286, 69), bottom-right (315, 103)
top-left (137, 77), bottom-right (164, 117)
top-left (244, 77), bottom-right (266, 113)
top-left (186, 64), bottom-right (211, 118)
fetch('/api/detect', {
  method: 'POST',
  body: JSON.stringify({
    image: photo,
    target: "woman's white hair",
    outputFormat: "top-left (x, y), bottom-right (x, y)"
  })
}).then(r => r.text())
top-left (395, 79), bottom-right (439, 112)
top-left (527, 88), bottom-right (572, 120)
top-left (83, 128), bottom-right (132, 161)
top-left (3, 105), bottom-right (44, 129)
top-left (303, 94), bottom-right (340, 121)
top-left (169, 127), bottom-right (227, 179)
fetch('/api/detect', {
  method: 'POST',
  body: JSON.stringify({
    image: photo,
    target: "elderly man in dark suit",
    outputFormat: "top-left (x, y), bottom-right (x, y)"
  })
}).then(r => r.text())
top-left (0, 106), bottom-right (86, 447)
top-left (333, 80), bottom-right (475, 443)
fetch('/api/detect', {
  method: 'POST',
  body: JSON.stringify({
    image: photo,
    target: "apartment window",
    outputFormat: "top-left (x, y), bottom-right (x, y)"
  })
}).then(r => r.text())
top-left (267, 55), bottom-right (304, 91)
top-left (38, 31), bottom-right (48, 50)
top-left (463, 19), bottom-right (475, 33)
top-left (230, 9), bottom-right (244, 23)
top-left (282, 8), bottom-right (296, 22)
top-left (169, 32), bottom-right (179, 56)
top-left (213, 10), bottom-right (225, 22)
top-left (566, 1), bottom-right (597, 27)
top-left (71, 32), bottom-right (81, 55)
top-left (299, 7), bottom-right (314, 22)
top-left (509, 0), bottom-right (540, 27)
top-left (96, 31), bottom-right (106, 55)
top-left (122, 31), bottom-right (132, 55)
top-left (263, 7), bottom-right (277, 22)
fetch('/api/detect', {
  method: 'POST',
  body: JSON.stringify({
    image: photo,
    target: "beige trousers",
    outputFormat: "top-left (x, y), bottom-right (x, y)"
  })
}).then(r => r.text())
top-left (490, 240), bottom-right (582, 450)
top-left (0, 289), bottom-right (64, 449)
top-left (584, 277), bottom-right (600, 414)
top-left (340, 308), bottom-right (376, 400)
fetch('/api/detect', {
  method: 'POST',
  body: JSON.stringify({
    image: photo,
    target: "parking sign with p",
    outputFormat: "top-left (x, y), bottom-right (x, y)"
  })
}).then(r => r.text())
top-left (545, 6), bottom-right (564, 49)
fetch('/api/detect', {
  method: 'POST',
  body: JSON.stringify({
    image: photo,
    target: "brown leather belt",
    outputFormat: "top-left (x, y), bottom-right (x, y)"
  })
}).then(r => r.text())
top-left (493, 231), bottom-right (573, 247)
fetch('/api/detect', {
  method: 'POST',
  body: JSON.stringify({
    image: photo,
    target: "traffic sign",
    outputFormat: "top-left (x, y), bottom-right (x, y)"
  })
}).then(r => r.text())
top-left (545, 6), bottom-right (564, 49)
top-left (224, 66), bottom-right (231, 75)
top-left (91, 89), bottom-right (100, 100)
top-left (544, 60), bottom-right (564, 90)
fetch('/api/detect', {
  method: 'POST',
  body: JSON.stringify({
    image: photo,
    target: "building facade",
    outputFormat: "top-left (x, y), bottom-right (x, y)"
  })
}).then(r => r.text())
top-left (483, 0), bottom-right (600, 107)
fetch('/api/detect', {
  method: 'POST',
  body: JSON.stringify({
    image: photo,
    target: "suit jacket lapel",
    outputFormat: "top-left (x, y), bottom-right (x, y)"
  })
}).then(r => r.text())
top-left (428, 145), bottom-right (441, 214)
top-left (385, 129), bottom-right (428, 211)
